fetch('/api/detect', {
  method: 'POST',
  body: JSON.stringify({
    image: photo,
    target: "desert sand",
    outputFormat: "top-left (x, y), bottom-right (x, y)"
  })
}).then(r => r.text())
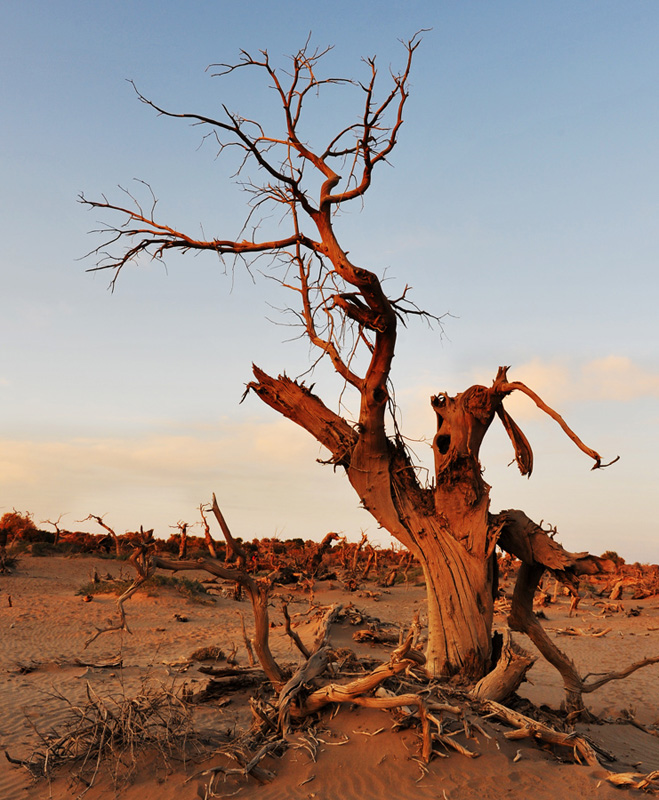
top-left (1, 555), bottom-right (658, 799)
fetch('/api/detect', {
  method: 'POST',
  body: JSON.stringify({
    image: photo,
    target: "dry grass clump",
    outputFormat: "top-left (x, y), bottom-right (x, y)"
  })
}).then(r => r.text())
top-left (12, 679), bottom-right (203, 794)
top-left (76, 573), bottom-right (213, 603)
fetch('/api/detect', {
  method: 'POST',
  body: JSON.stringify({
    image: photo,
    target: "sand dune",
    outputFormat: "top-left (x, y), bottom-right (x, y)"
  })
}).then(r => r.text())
top-left (1, 555), bottom-right (657, 799)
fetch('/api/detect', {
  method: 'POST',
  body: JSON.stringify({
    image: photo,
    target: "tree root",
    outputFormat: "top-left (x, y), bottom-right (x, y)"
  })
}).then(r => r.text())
top-left (481, 700), bottom-right (600, 766)
top-left (470, 630), bottom-right (536, 703)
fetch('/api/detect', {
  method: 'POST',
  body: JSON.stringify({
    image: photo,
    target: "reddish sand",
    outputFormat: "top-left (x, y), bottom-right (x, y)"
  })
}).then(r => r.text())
top-left (1, 556), bottom-right (657, 799)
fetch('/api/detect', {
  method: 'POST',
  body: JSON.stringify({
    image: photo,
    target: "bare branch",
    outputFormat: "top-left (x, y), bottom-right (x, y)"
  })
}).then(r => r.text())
top-left (492, 366), bottom-right (618, 470)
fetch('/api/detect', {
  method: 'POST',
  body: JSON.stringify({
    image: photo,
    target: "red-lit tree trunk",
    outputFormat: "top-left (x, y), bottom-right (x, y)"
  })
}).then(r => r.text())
top-left (248, 369), bottom-right (502, 679)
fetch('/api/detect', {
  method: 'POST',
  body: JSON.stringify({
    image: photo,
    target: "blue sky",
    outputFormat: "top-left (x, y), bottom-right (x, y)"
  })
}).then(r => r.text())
top-left (1, 1), bottom-right (658, 561)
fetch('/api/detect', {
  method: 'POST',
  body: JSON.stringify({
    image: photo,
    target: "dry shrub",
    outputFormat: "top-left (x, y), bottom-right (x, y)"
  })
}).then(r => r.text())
top-left (18, 679), bottom-right (203, 793)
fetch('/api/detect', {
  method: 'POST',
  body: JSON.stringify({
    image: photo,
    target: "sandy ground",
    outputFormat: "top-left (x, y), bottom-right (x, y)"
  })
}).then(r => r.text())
top-left (0, 555), bottom-right (658, 799)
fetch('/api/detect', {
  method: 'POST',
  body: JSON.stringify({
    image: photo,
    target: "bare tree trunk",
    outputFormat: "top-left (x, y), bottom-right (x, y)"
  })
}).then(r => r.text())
top-left (176, 522), bottom-right (188, 559)
top-left (411, 527), bottom-right (495, 679)
top-left (249, 369), bottom-right (503, 679)
top-left (198, 504), bottom-right (218, 559)
top-left (83, 514), bottom-right (122, 557)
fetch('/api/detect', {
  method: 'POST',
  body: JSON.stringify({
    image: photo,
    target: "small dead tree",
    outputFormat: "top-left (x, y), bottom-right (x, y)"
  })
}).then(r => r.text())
top-left (42, 514), bottom-right (67, 547)
top-left (305, 531), bottom-right (338, 577)
top-left (153, 494), bottom-right (283, 685)
top-left (81, 514), bottom-right (122, 558)
top-left (83, 36), bottom-right (641, 707)
top-left (351, 532), bottom-right (369, 576)
top-left (198, 503), bottom-right (218, 559)
top-left (170, 520), bottom-right (189, 559)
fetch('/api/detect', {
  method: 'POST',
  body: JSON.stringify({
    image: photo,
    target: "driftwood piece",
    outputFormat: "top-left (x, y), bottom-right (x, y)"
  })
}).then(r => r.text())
top-left (482, 700), bottom-right (600, 766)
top-left (353, 629), bottom-right (399, 645)
top-left (605, 771), bottom-right (659, 791)
top-left (311, 603), bottom-right (343, 651)
top-left (73, 658), bottom-right (123, 669)
top-left (197, 666), bottom-right (266, 678)
top-left (191, 673), bottom-right (265, 702)
top-left (551, 626), bottom-right (611, 638)
top-left (470, 631), bottom-right (536, 702)
top-left (278, 647), bottom-right (331, 735)
top-left (300, 653), bottom-right (414, 717)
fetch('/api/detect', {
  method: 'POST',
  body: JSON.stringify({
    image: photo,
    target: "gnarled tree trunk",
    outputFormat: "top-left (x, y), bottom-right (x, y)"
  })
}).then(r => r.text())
top-left (84, 38), bottom-right (616, 688)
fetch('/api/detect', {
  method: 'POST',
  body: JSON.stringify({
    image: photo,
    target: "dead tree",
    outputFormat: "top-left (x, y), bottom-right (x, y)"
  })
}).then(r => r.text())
top-left (170, 520), bottom-right (189, 559)
top-left (199, 503), bottom-right (218, 559)
top-left (351, 532), bottom-right (369, 576)
top-left (0, 528), bottom-right (8, 573)
top-left (82, 37), bottom-right (623, 689)
top-left (305, 531), bottom-right (338, 577)
top-left (42, 514), bottom-right (66, 547)
top-left (85, 542), bottom-right (155, 647)
top-left (80, 514), bottom-right (122, 557)
top-left (209, 493), bottom-right (246, 569)
top-left (153, 494), bottom-right (283, 685)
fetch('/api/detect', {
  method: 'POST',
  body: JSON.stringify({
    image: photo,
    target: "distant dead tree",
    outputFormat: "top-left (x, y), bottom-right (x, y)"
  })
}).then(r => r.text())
top-left (80, 514), bottom-right (122, 557)
top-left (198, 503), bottom-right (218, 559)
top-left (83, 35), bottom-right (643, 714)
top-left (154, 494), bottom-right (283, 684)
top-left (306, 531), bottom-right (339, 577)
top-left (170, 520), bottom-right (189, 559)
top-left (42, 514), bottom-right (67, 546)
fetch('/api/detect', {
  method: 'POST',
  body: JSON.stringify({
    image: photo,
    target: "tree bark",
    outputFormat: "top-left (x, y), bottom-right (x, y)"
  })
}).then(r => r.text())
top-left (249, 368), bottom-right (503, 680)
top-left (412, 528), bottom-right (495, 679)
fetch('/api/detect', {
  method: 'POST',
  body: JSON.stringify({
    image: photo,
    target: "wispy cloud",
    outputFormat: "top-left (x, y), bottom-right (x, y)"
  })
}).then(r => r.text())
top-left (582, 356), bottom-right (659, 401)
top-left (0, 419), bottom-right (360, 539)
top-left (503, 356), bottom-right (659, 416)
